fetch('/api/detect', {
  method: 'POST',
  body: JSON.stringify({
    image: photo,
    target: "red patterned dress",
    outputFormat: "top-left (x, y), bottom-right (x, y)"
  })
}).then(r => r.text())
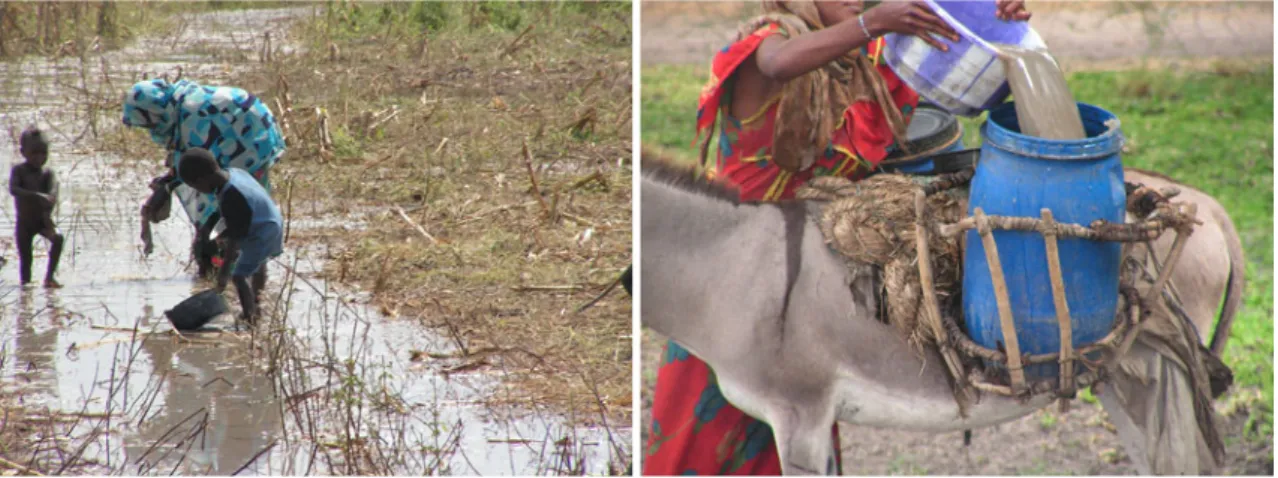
top-left (643, 23), bottom-right (919, 476)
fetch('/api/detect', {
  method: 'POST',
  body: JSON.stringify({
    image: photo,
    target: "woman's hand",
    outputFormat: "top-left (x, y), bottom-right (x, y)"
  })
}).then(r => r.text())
top-left (996, 0), bottom-right (1032, 21)
top-left (150, 171), bottom-right (177, 192)
top-left (863, 1), bottom-right (961, 51)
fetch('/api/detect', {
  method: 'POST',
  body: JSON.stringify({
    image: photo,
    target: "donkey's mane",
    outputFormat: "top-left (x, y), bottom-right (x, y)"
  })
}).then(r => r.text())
top-left (1126, 167), bottom-right (1180, 185)
top-left (640, 150), bottom-right (744, 205)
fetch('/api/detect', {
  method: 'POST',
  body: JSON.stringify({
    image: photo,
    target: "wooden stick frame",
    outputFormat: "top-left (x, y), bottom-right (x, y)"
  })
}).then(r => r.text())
top-left (913, 170), bottom-right (1199, 401)
top-left (914, 190), bottom-right (977, 415)
top-left (1040, 209), bottom-right (1075, 412)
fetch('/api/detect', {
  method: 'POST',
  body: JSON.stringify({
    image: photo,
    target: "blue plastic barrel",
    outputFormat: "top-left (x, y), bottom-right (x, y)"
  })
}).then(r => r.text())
top-left (962, 101), bottom-right (1126, 380)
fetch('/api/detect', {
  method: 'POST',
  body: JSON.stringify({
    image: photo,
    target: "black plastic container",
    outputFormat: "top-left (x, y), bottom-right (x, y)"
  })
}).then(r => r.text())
top-left (165, 289), bottom-right (229, 331)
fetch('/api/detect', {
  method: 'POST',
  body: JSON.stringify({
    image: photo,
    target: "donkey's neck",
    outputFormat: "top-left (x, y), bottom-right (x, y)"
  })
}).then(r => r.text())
top-left (639, 171), bottom-right (1054, 439)
top-left (643, 179), bottom-right (772, 250)
top-left (639, 177), bottom-right (802, 355)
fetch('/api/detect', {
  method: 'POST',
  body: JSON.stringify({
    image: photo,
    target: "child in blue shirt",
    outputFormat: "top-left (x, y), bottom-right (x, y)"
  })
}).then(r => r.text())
top-left (176, 148), bottom-right (283, 324)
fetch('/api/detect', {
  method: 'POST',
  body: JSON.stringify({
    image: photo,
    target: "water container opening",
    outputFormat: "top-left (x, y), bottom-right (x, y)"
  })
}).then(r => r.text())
top-left (987, 101), bottom-right (1115, 139)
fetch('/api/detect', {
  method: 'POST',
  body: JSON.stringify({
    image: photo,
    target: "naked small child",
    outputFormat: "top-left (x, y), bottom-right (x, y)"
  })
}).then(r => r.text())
top-left (8, 127), bottom-right (64, 287)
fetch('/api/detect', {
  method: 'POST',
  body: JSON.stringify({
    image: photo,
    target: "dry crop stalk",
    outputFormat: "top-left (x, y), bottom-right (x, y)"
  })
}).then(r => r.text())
top-left (522, 139), bottom-right (551, 219)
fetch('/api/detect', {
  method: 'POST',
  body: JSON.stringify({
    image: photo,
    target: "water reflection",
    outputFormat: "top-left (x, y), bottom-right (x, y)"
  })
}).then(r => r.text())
top-left (128, 334), bottom-right (281, 474)
top-left (12, 289), bottom-right (59, 398)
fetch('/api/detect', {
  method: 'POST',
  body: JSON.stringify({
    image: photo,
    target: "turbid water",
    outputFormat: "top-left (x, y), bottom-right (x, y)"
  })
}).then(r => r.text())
top-left (996, 44), bottom-right (1088, 140)
top-left (0, 7), bottom-right (626, 475)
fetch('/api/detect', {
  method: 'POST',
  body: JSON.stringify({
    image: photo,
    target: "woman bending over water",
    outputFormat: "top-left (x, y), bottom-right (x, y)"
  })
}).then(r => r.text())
top-left (122, 78), bottom-right (286, 277)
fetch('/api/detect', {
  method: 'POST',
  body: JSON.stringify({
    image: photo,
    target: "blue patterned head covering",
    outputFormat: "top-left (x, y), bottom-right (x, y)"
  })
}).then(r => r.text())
top-left (122, 79), bottom-right (180, 149)
top-left (122, 79), bottom-right (286, 229)
top-left (122, 79), bottom-right (285, 168)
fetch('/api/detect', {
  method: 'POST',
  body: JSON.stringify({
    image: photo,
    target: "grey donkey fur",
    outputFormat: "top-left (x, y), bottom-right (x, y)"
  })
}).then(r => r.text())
top-left (639, 158), bottom-right (1244, 475)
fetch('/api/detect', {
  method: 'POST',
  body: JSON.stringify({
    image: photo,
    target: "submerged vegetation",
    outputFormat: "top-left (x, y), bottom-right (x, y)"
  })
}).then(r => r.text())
top-left (0, 2), bottom-right (184, 60)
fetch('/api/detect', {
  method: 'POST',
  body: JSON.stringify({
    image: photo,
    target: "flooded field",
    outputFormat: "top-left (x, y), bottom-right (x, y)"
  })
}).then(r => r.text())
top-left (0, 7), bottom-right (627, 475)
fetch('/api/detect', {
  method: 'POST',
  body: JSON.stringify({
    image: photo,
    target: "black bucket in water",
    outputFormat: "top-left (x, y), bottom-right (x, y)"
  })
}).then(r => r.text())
top-left (165, 289), bottom-right (229, 331)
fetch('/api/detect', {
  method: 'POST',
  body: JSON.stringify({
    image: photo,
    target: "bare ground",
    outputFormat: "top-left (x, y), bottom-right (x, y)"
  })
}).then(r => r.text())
top-left (640, 331), bottom-right (1273, 475)
top-left (639, 1), bottom-right (1274, 71)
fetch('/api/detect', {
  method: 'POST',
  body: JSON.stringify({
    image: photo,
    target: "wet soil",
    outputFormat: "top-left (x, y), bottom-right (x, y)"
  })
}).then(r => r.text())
top-left (0, 7), bottom-right (624, 475)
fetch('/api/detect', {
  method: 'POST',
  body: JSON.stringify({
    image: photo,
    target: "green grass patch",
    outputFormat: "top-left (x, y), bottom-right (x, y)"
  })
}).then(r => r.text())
top-left (641, 64), bottom-right (707, 163)
top-left (641, 63), bottom-right (1274, 435)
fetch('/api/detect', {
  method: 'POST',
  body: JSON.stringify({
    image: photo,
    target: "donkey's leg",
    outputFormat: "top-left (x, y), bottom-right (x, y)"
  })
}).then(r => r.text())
top-left (715, 372), bottom-right (836, 475)
top-left (1097, 383), bottom-right (1153, 475)
top-left (1099, 341), bottom-right (1215, 475)
top-left (770, 401), bottom-right (838, 476)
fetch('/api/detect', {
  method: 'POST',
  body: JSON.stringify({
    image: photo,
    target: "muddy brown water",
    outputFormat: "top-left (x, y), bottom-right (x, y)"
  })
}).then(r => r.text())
top-left (996, 44), bottom-right (1087, 140)
top-left (0, 8), bottom-right (626, 475)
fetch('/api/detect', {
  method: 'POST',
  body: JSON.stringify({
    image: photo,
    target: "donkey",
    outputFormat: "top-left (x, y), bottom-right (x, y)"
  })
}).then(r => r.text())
top-left (639, 156), bottom-right (1245, 475)
top-left (1098, 169), bottom-right (1246, 474)
top-left (1123, 169), bottom-right (1246, 357)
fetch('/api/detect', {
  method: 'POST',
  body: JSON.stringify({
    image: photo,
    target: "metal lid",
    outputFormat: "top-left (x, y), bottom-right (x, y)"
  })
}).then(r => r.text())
top-left (906, 106), bottom-right (958, 142)
top-left (898, 105), bottom-right (962, 154)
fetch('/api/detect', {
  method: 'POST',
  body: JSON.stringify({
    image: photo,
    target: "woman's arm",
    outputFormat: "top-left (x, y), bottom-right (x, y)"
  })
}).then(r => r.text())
top-left (755, 1), bottom-right (960, 83)
top-left (755, 19), bottom-right (878, 82)
top-left (199, 210), bottom-right (222, 241)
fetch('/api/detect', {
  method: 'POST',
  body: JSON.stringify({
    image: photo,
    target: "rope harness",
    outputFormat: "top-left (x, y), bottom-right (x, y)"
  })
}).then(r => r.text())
top-left (800, 166), bottom-right (1229, 464)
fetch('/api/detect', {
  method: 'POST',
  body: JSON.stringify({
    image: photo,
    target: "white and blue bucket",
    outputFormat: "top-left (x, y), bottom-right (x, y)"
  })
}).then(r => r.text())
top-left (882, 0), bottom-right (1047, 118)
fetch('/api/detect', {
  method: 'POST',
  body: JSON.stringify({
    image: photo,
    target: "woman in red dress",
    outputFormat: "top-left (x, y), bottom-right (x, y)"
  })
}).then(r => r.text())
top-left (644, 1), bottom-right (1030, 474)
